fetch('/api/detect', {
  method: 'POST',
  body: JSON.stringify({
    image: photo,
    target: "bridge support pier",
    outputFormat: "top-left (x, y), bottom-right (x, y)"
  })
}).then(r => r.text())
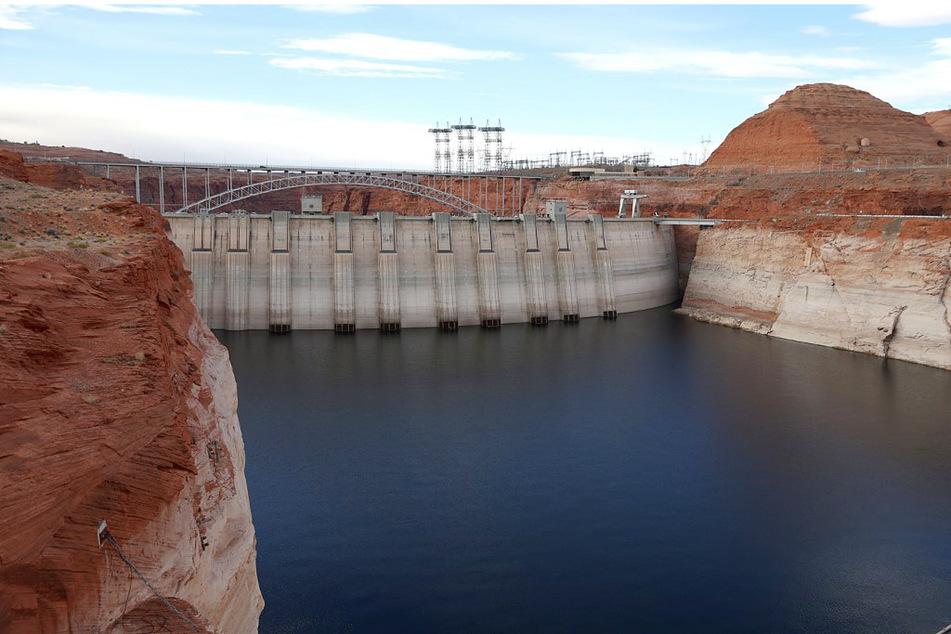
top-left (269, 211), bottom-right (291, 333)
top-left (433, 212), bottom-right (458, 331)
top-left (333, 212), bottom-right (355, 333)
top-left (475, 213), bottom-right (501, 328)
top-left (591, 215), bottom-right (617, 319)
top-left (378, 212), bottom-right (401, 332)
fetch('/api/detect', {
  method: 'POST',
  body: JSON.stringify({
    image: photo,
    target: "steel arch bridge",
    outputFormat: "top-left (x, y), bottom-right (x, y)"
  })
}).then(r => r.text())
top-left (77, 161), bottom-right (539, 217)
top-left (180, 172), bottom-right (483, 216)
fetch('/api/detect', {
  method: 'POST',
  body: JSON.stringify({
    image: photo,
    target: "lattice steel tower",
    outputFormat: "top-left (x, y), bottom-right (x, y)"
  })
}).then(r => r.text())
top-left (428, 122), bottom-right (453, 173)
top-left (479, 119), bottom-right (505, 172)
top-left (450, 118), bottom-right (477, 173)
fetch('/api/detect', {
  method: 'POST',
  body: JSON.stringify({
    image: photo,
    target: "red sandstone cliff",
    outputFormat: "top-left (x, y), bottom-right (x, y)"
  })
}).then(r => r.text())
top-left (0, 149), bottom-right (115, 192)
top-left (924, 109), bottom-right (951, 141)
top-left (0, 152), bottom-right (263, 632)
top-left (705, 83), bottom-right (949, 170)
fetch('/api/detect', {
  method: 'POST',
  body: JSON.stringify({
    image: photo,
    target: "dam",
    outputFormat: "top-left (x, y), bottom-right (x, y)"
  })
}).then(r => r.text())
top-left (164, 209), bottom-right (679, 331)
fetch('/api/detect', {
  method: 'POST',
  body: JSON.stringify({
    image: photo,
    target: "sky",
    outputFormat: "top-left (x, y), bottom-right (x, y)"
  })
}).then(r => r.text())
top-left (1, 1), bottom-right (950, 170)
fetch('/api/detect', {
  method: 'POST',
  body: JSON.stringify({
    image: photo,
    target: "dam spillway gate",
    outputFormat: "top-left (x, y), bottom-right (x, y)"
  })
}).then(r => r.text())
top-left (164, 211), bottom-right (679, 332)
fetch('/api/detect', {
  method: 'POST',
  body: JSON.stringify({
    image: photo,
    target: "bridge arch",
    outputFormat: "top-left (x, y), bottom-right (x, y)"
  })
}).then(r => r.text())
top-left (175, 172), bottom-right (486, 216)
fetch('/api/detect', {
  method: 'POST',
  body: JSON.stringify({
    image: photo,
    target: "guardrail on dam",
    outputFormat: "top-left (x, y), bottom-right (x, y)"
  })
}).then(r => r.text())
top-left (164, 211), bottom-right (679, 332)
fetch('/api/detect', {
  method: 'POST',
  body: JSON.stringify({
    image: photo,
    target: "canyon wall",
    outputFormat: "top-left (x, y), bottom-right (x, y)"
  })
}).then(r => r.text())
top-left (679, 219), bottom-right (951, 370)
top-left (0, 160), bottom-right (263, 632)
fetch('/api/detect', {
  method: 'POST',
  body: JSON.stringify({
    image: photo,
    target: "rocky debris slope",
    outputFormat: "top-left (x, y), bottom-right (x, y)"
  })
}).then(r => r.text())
top-left (0, 153), bottom-right (263, 632)
top-left (678, 218), bottom-right (951, 370)
top-left (705, 83), bottom-right (949, 170)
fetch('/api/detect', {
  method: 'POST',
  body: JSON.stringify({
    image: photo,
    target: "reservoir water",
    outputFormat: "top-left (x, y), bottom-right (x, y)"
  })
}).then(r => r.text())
top-left (219, 308), bottom-right (951, 633)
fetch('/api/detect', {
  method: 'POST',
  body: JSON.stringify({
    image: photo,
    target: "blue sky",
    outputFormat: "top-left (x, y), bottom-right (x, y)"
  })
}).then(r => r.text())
top-left (1, 2), bottom-right (950, 169)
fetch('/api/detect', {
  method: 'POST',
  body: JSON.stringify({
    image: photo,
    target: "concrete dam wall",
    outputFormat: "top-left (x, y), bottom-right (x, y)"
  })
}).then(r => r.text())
top-left (164, 211), bottom-right (679, 331)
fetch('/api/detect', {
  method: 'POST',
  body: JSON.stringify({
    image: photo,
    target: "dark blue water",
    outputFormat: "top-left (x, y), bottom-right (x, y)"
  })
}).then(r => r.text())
top-left (218, 309), bottom-right (951, 633)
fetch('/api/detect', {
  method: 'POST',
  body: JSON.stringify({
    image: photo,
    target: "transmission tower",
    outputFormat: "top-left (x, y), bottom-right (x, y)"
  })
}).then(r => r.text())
top-left (428, 122), bottom-right (452, 172)
top-left (451, 118), bottom-right (477, 173)
top-left (700, 135), bottom-right (712, 162)
top-left (478, 119), bottom-right (505, 172)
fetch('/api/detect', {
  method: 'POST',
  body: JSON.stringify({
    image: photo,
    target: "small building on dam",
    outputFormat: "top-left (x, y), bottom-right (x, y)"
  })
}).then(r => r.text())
top-left (164, 209), bottom-right (679, 332)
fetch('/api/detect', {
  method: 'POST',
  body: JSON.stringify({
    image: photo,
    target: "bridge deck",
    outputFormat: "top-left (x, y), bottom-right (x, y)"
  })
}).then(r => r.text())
top-left (76, 161), bottom-right (543, 217)
top-left (76, 160), bottom-right (545, 179)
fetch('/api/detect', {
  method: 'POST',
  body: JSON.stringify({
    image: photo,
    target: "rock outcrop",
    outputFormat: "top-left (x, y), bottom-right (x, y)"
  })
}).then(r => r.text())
top-left (0, 150), bottom-right (30, 182)
top-left (924, 109), bottom-right (951, 141)
top-left (705, 83), bottom-right (949, 170)
top-left (0, 161), bottom-right (263, 632)
top-left (0, 149), bottom-right (114, 192)
top-left (678, 219), bottom-right (951, 370)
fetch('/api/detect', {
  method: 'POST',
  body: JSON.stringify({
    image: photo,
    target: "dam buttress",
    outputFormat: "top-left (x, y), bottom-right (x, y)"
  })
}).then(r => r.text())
top-left (164, 211), bottom-right (679, 332)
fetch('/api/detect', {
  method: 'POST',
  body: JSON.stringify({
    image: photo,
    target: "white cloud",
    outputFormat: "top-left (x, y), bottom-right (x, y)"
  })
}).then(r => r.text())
top-left (282, 33), bottom-right (519, 63)
top-left (0, 5), bottom-right (34, 29)
top-left (834, 37), bottom-right (951, 107)
top-left (756, 91), bottom-right (782, 107)
top-left (215, 49), bottom-right (252, 56)
top-left (0, 3), bottom-right (197, 30)
top-left (93, 5), bottom-right (199, 16)
top-left (270, 56), bottom-right (446, 78)
top-left (559, 49), bottom-right (883, 79)
top-left (836, 58), bottom-right (951, 107)
top-left (283, 4), bottom-right (373, 15)
top-left (0, 83), bottom-right (708, 170)
top-left (41, 83), bottom-right (92, 90)
top-left (853, 3), bottom-right (951, 27)
top-left (801, 25), bottom-right (830, 36)
top-left (933, 38), bottom-right (951, 56)
top-left (753, 37), bottom-right (951, 110)
top-left (0, 83), bottom-right (432, 168)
